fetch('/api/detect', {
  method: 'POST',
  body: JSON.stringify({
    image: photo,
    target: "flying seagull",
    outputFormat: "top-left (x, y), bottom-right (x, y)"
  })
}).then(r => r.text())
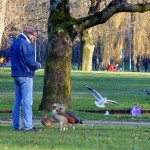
top-left (86, 85), bottom-right (119, 108)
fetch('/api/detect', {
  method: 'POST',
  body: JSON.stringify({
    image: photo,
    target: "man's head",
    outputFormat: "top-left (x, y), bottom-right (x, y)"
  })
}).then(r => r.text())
top-left (23, 26), bottom-right (37, 42)
top-left (115, 63), bottom-right (119, 67)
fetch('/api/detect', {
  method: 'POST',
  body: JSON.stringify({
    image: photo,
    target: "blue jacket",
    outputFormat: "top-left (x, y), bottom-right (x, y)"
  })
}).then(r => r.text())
top-left (10, 34), bottom-right (40, 78)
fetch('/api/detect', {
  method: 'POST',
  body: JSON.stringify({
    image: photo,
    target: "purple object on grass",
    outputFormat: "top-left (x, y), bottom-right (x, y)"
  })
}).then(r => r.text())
top-left (130, 106), bottom-right (141, 116)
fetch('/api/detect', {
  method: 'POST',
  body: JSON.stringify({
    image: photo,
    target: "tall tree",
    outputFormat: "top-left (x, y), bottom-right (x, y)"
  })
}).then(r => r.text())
top-left (81, 28), bottom-right (95, 71)
top-left (81, 0), bottom-right (106, 71)
top-left (0, 0), bottom-right (8, 48)
top-left (39, 0), bottom-right (150, 111)
top-left (2, 0), bottom-right (28, 49)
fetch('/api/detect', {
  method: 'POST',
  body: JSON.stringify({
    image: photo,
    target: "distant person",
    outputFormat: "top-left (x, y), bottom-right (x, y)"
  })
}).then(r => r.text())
top-left (143, 59), bottom-right (148, 72)
top-left (107, 63), bottom-right (122, 72)
top-left (10, 26), bottom-right (41, 131)
top-left (114, 63), bottom-right (119, 71)
top-left (2, 58), bottom-right (7, 67)
top-left (107, 64), bottom-right (114, 72)
top-left (0, 57), bottom-right (4, 67)
top-left (95, 58), bottom-right (100, 71)
top-left (114, 63), bottom-right (122, 72)
top-left (136, 59), bottom-right (141, 72)
top-left (4, 50), bottom-right (9, 62)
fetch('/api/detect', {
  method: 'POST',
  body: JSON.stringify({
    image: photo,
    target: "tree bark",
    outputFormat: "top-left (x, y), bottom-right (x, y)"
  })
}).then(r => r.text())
top-left (81, 29), bottom-right (95, 71)
top-left (81, 0), bottom-right (97, 71)
top-left (39, 0), bottom-right (73, 111)
top-left (39, 33), bottom-right (72, 111)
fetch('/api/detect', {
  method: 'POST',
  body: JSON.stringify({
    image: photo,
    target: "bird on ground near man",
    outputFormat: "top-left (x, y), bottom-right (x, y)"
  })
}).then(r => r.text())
top-left (41, 113), bottom-right (55, 127)
top-left (141, 89), bottom-right (150, 95)
top-left (51, 103), bottom-right (83, 124)
top-left (60, 104), bottom-right (83, 124)
top-left (86, 85), bottom-right (119, 108)
top-left (51, 105), bottom-right (68, 130)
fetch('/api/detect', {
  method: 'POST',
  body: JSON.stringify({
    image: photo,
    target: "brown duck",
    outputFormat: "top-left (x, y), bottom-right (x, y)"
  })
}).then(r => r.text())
top-left (41, 114), bottom-right (55, 127)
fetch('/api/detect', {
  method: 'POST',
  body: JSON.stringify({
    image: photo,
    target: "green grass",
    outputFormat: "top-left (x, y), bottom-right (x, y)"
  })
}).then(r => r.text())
top-left (0, 68), bottom-right (150, 121)
top-left (0, 68), bottom-right (150, 150)
top-left (0, 124), bottom-right (150, 150)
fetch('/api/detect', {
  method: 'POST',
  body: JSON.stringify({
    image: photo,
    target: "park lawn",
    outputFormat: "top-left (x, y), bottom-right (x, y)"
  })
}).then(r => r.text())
top-left (0, 124), bottom-right (150, 150)
top-left (0, 68), bottom-right (150, 122)
top-left (0, 68), bottom-right (150, 150)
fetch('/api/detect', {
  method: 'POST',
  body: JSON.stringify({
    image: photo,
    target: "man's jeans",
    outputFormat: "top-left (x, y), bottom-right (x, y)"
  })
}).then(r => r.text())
top-left (12, 77), bottom-right (33, 130)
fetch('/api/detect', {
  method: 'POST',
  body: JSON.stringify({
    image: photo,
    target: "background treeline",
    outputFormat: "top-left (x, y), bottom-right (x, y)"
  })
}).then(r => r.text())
top-left (0, 0), bottom-right (150, 70)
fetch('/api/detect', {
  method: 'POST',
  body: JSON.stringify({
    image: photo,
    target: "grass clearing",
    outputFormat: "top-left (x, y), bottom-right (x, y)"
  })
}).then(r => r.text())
top-left (0, 124), bottom-right (150, 150)
top-left (0, 68), bottom-right (150, 149)
top-left (0, 68), bottom-right (150, 122)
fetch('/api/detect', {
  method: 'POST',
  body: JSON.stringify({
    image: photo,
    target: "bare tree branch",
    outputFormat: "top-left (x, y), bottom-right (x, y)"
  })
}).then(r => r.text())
top-left (76, 1), bottom-right (150, 32)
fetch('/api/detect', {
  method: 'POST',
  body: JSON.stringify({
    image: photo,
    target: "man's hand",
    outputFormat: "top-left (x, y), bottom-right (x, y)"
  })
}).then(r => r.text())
top-left (38, 63), bottom-right (41, 68)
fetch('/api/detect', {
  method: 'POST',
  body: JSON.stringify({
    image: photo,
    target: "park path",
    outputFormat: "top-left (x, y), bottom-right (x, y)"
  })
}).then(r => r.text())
top-left (0, 91), bottom-right (146, 95)
top-left (83, 120), bottom-right (150, 127)
top-left (0, 119), bottom-right (150, 127)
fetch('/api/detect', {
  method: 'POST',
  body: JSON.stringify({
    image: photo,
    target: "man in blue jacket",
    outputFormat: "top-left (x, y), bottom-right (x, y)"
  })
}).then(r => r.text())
top-left (10, 26), bottom-right (41, 131)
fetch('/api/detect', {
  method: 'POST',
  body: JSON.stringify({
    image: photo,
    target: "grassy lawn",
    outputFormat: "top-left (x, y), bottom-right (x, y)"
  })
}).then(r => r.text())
top-left (0, 68), bottom-right (150, 150)
top-left (0, 68), bottom-right (150, 121)
top-left (0, 124), bottom-right (150, 150)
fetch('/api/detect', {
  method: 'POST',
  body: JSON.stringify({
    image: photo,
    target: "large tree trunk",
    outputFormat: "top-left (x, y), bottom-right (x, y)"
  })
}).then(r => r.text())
top-left (39, 33), bottom-right (72, 111)
top-left (81, 0), bottom-right (97, 71)
top-left (0, 0), bottom-right (8, 48)
top-left (81, 29), bottom-right (95, 71)
top-left (39, 0), bottom-right (73, 111)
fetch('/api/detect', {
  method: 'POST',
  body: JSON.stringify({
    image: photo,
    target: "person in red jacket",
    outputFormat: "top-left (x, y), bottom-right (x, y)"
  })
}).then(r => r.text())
top-left (107, 64), bottom-right (115, 72)
top-left (2, 58), bottom-right (7, 67)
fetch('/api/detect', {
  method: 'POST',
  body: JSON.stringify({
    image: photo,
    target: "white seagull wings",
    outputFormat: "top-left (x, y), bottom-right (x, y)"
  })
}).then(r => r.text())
top-left (86, 85), bottom-right (103, 101)
top-left (86, 85), bottom-right (119, 108)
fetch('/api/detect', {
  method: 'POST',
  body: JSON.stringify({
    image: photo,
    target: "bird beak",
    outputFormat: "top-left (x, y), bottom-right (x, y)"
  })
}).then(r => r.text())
top-left (51, 103), bottom-right (56, 109)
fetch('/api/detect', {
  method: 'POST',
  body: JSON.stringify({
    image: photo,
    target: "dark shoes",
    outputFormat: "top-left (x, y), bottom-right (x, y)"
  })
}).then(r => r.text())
top-left (14, 127), bottom-right (38, 132)
top-left (13, 128), bottom-right (23, 131)
top-left (26, 127), bottom-right (38, 132)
